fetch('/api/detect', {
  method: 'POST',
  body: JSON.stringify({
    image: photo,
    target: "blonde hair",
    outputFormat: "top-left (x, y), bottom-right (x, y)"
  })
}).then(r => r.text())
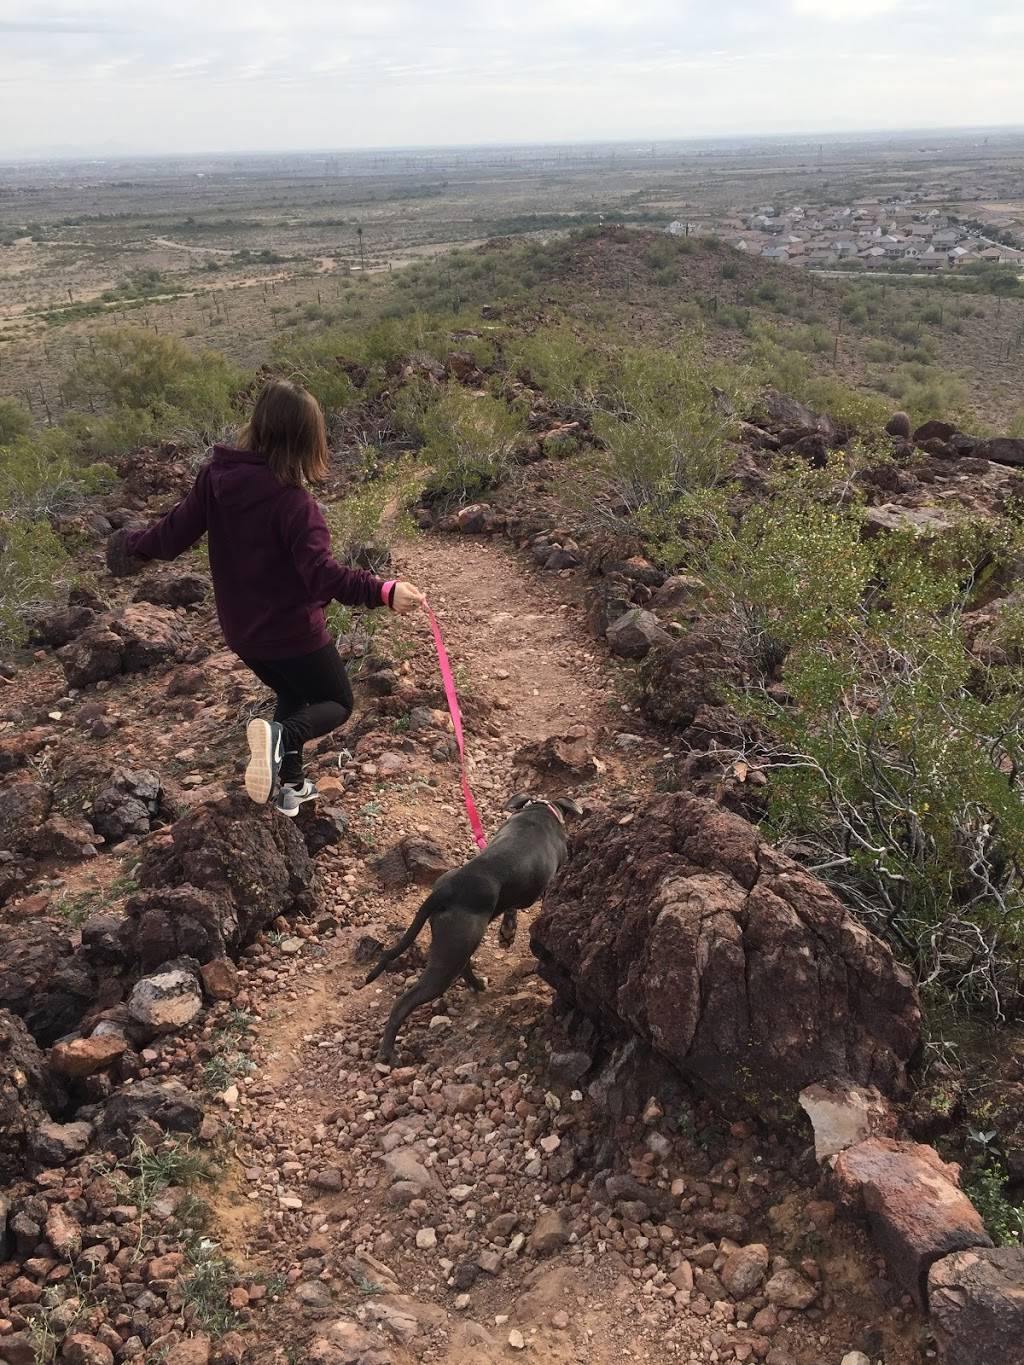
top-left (238, 379), bottom-right (328, 486)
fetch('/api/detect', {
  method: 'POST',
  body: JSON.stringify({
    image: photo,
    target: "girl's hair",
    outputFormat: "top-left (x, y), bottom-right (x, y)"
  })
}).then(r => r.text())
top-left (238, 379), bottom-right (328, 486)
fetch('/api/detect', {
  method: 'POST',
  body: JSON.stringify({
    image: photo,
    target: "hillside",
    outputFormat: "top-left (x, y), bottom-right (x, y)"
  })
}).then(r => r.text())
top-left (4, 229), bottom-right (1024, 432)
top-left (2, 230), bottom-right (1024, 1364)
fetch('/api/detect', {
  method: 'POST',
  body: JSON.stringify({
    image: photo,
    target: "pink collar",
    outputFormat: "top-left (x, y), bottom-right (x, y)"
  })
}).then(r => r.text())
top-left (533, 800), bottom-right (564, 825)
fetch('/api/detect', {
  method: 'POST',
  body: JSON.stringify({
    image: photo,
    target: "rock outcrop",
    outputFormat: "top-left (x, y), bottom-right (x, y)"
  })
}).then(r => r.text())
top-left (530, 793), bottom-right (921, 1101)
top-left (0, 1009), bottom-right (66, 1184)
top-left (124, 794), bottom-right (315, 966)
top-left (0, 920), bottom-right (97, 1045)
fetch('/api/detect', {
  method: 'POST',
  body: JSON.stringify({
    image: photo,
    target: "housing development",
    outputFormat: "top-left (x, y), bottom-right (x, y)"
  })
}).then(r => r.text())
top-left (669, 197), bottom-right (1024, 272)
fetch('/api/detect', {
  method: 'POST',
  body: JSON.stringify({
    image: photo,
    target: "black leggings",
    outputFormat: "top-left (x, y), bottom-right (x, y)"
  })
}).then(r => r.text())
top-left (243, 643), bottom-right (353, 784)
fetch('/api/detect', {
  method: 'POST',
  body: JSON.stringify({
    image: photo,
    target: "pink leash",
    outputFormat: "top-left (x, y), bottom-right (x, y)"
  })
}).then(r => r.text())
top-left (424, 602), bottom-right (488, 850)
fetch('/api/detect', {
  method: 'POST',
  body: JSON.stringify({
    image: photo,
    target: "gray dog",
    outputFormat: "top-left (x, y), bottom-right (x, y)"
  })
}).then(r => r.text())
top-left (365, 795), bottom-right (582, 1063)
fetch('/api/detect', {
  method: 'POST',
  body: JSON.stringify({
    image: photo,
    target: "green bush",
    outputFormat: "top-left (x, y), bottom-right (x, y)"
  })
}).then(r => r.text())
top-left (63, 328), bottom-right (242, 455)
top-left (0, 397), bottom-right (31, 445)
top-left (677, 468), bottom-right (1024, 1015)
top-left (419, 386), bottom-right (525, 506)
top-left (0, 517), bottom-right (72, 649)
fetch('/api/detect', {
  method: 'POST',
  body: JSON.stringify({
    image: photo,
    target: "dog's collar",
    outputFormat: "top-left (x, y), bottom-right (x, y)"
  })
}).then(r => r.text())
top-left (530, 800), bottom-right (564, 825)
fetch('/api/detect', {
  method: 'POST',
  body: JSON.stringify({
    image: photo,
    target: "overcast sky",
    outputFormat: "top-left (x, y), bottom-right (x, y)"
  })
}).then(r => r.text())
top-left (1, 0), bottom-right (1022, 157)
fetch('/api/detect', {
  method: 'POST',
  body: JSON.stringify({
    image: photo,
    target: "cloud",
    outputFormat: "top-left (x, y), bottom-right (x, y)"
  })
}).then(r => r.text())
top-left (790, 0), bottom-right (906, 17)
top-left (0, 0), bottom-right (1020, 155)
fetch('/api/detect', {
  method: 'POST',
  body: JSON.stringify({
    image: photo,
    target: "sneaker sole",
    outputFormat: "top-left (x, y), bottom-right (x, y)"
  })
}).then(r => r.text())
top-left (273, 803), bottom-right (300, 818)
top-left (245, 719), bottom-right (275, 805)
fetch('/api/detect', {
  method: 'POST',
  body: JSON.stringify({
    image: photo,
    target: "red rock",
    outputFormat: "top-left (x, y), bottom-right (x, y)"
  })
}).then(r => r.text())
top-left (163, 1337), bottom-right (211, 1365)
top-left (913, 419), bottom-right (958, 444)
top-left (833, 1137), bottom-right (991, 1307)
top-left (50, 1034), bottom-right (127, 1078)
top-left (61, 1335), bottom-right (114, 1365)
top-left (532, 794), bottom-right (921, 1101)
top-left (928, 1246), bottom-right (1024, 1365)
top-left (200, 958), bottom-right (239, 1001)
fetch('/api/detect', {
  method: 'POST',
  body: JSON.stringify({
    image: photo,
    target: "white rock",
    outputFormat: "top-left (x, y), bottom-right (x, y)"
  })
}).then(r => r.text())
top-left (798, 1083), bottom-right (892, 1162)
top-left (416, 1227), bottom-right (437, 1249)
top-left (508, 1329), bottom-right (525, 1350)
top-left (841, 1355), bottom-right (871, 1365)
top-left (128, 969), bottom-right (202, 1035)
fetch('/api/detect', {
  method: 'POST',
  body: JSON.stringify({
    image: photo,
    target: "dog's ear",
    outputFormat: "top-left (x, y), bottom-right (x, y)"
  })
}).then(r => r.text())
top-left (504, 793), bottom-right (532, 812)
top-left (554, 797), bottom-right (584, 818)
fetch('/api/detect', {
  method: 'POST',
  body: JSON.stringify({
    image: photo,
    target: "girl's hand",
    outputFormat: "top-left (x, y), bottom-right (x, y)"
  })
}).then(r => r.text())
top-left (391, 581), bottom-right (427, 616)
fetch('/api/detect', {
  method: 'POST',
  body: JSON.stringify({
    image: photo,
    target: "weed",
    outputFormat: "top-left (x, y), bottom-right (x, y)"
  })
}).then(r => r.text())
top-left (963, 1159), bottom-right (1024, 1245)
top-left (120, 1138), bottom-right (211, 1213)
top-left (181, 1235), bottom-right (242, 1334)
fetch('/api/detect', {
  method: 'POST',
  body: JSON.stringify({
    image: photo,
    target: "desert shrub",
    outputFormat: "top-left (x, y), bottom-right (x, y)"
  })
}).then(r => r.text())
top-left (324, 454), bottom-right (422, 570)
top-left (878, 363), bottom-right (971, 425)
top-left (63, 328), bottom-right (242, 454)
top-left (1008, 409), bottom-right (1024, 439)
top-left (577, 341), bottom-right (742, 560)
top-left (751, 333), bottom-right (890, 431)
top-left (0, 517), bottom-right (73, 649)
top-left (789, 324), bottom-right (834, 355)
top-left (0, 397), bottom-right (31, 445)
top-left (679, 468), bottom-right (1024, 1016)
top-left (963, 1156), bottom-right (1024, 1246)
top-left (418, 386), bottom-right (526, 507)
top-left (513, 327), bottom-right (610, 408)
top-left (712, 305), bottom-right (752, 332)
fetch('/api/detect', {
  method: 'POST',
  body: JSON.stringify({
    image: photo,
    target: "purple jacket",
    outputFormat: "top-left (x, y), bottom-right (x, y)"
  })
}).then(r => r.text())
top-left (126, 445), bottom-right (387, 660)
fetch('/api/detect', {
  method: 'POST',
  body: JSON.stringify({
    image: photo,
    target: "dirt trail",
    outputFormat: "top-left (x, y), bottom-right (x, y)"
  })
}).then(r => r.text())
top-left (194, 531), bottom-right (916, 1365)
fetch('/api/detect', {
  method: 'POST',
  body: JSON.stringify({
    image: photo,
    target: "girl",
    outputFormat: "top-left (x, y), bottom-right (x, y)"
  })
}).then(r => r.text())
top-left (107, 379), bottom-right (425, 816)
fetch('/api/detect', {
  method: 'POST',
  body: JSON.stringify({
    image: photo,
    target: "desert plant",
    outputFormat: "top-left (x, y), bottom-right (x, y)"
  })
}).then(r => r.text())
top-left (63, 327), bottom-right (242, 454)
top-left (0, 396), bottom-right (30, 445)
top-left (677, 466), bottom-right (1024, 1016)
top-left (0, 516), bottom-right (73, 650)
top-left (418, 385), bottom-right (525, 506)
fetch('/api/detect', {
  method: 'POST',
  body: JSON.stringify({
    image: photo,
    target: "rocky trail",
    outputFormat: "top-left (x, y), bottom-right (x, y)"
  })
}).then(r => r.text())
top-left (165, 535), bottom-right (917, 1365)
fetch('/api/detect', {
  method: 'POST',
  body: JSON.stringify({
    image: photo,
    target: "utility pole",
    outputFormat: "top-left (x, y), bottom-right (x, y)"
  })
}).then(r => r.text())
top-left (357, 226), bottom-right (365, 272)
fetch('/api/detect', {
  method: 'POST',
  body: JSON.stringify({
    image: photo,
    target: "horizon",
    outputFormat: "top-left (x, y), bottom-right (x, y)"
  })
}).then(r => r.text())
top-left (5, 123), bottom-right (1024, 168)
top-left (3, 1), bottom-right (1023, 160)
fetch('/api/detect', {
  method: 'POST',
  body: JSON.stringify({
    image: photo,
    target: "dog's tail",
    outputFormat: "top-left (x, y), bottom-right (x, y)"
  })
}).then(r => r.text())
top-left (363, 892), bottom-right (439, 985)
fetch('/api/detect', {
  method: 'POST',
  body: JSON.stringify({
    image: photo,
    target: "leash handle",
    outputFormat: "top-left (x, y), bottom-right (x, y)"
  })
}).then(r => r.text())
top-left (424, 601), bottom-right (488, 850)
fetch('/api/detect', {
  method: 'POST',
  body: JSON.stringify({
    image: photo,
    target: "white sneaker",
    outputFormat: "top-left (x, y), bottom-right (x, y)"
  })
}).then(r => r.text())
top-left (245, 719), bottom-right (283, 805)
top-left (273, 779), bottom-right (319, 818)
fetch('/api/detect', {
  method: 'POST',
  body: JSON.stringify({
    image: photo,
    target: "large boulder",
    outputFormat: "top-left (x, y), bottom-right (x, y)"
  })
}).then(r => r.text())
top-left (122, 885), bottom-right (239, 970)
top-left (0, 1009), bottom-right (66, 1184)
top-left (57, 604), bottom-right (193, 688)
top-left (974, 437), bottom-right (1024, 468)
top-left (0, 777), bottom-right (52, 854)
top-left (928, 1246), bottom-right (1024, 1365)
top-left (111, 603), bottom-right (193, 673)
top-left (756, 389), bottom-right (835, 440)
top-left (132, 572), bottom-right (208, 608)
top-left (0, 920), bottom-right (96, 1045)
top-left (57, 624), bottom-right (125, 688)
top-left (128, 968), bottom-right (203, 1035)
top-left (100, 1078), bottom-right (203, 1138)
top-left (530, 793), bottom-right (921, 1101)
top-left (605, 608), bottom-right (672, 660)
top-left (135, 793), bottom-right (315, 944)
